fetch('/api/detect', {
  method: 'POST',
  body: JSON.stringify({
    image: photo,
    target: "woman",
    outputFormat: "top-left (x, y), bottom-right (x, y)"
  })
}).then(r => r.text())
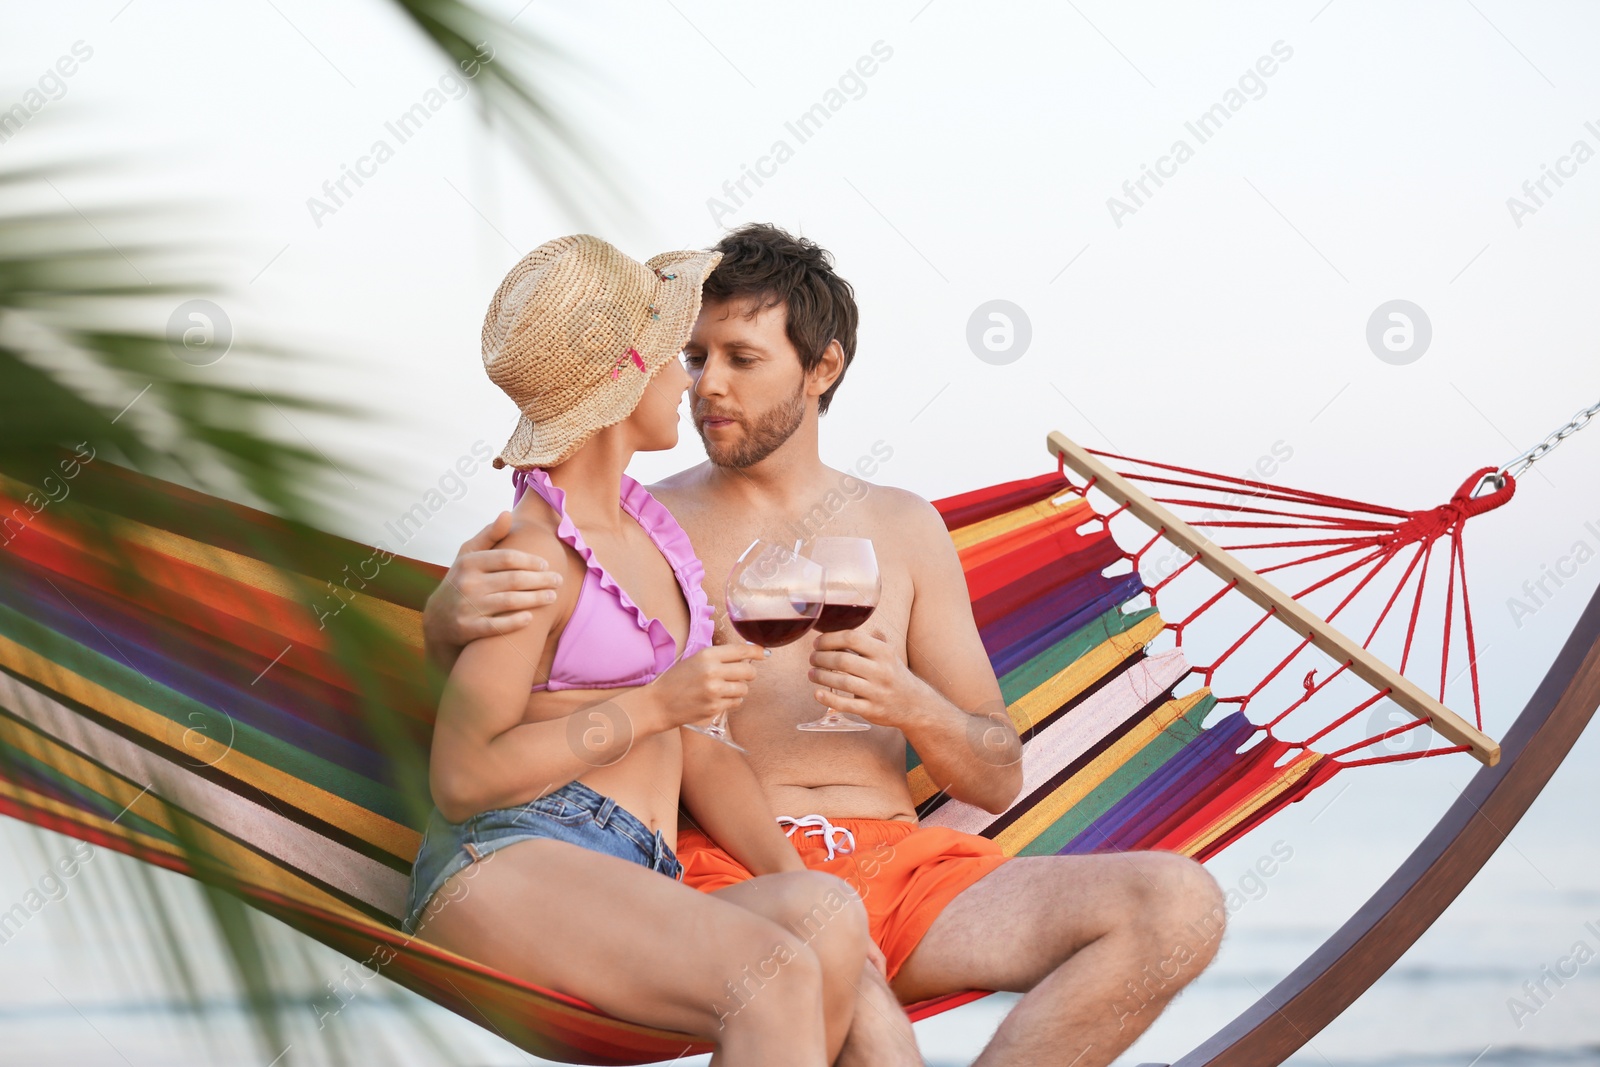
top-left (405, 235), bottom-right (870, 1065)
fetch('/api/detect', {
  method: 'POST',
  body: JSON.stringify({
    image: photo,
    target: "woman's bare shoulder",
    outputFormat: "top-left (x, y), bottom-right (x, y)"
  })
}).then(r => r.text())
top-left (499, 497), bottom-right (585, 604)
top-left (503, 493), bottom-right (569, 554)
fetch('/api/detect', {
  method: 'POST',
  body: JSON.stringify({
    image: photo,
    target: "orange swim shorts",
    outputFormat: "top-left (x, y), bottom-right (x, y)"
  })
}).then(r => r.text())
top-left (676, 815), bottom-right (1009, 983)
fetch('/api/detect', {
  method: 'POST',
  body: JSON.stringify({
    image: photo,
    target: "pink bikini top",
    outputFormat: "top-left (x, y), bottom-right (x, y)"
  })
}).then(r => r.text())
top-left (511, 467), bottom-right (715, 692)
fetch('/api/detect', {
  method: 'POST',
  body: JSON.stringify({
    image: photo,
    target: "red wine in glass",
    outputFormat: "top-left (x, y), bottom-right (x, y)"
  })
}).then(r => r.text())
top-left (798, 537), bottom-right (881, 733)
top-left (686, 541), bottom-right (824, 749)
top-left (732, 612), bottom-right (820, 646)
top-left (813, 602), bottom-right (876, 633)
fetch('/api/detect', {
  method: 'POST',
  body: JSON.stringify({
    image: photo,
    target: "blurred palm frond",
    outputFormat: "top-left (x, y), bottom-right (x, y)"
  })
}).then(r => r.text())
top-left (0, 158), bottom-right (356, 520)
top-left (0, 156), bottom-right (428, 1065)
top-left (0, 3), bottom-right (623, 1062)
top-left (393, 0), bottom-right (638, 231)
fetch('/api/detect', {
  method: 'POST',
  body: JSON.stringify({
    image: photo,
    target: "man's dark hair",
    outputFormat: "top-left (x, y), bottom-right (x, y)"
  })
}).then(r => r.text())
top-left (704, 223), bottom-right (858, 416)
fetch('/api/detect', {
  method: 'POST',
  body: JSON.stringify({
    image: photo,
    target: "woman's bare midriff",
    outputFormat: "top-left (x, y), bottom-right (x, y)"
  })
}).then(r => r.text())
top-left (520, 684), bottom-right (683, 850)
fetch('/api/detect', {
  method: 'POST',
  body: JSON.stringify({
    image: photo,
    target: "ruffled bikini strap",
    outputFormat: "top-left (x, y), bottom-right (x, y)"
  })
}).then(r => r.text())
top-left (513, 468), bottom-right (675, 644)
top-left (618, 475), bottom-right (717, 657)
top-left (510, 467), bottom-right (538, 508)
top-left (508, 466), bottom-right (716, 660)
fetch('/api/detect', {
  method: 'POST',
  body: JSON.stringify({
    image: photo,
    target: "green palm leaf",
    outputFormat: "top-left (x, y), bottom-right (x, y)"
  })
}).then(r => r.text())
top-left (0, 3), bottom-right (629, 1063)
top-left (392, 0), bottom-right (638, 230)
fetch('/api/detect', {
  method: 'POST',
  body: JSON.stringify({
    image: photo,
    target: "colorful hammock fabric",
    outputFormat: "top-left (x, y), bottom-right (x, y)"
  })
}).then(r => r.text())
top-left (0, 443), bottom-right (1509, 1065)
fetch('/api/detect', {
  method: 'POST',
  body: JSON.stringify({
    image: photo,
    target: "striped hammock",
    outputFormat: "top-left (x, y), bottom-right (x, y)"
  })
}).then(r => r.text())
top-left (0, 438), bottom-right (1506, 1065)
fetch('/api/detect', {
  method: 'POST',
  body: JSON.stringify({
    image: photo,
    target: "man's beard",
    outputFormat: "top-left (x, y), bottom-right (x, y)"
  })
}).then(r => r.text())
top-left (697, 384), bottom-right (806, 468)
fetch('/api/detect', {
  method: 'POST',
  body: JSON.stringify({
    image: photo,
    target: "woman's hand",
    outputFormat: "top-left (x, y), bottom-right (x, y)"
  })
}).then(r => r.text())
top-left (646, 644), bottom-right (768, 729)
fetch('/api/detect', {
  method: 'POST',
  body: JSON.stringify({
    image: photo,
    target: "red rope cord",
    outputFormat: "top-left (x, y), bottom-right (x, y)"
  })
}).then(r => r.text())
top-left (1083, 448), bottom-right (1415, 518)
top-left (1398, 537), bottom-right (1438, 675)
top-left (1144, 492), bottom-right (1404, 528)
top-left (1200, 608), bottom-right (1281, 683)
top-left (1339, 743), bottom-right (1472, 767)
top-left (1353, 541), bottom-right (1429, 652)
top-left (1287, 545), bottom-right (1395, 606)
top-left (1252, 540), bottom-right (1390, 579)
top-left (1189, 518), bottom-right (1397, 533)
top-left (1454, 535), bottom-right (1484, 729)
top-left (1439, 529), bottom-right (1458, 702)
top-left (1304, 687), bottom-right (1395, 749)
top-left (1062, 446), bottom-right (1508, 767)
top-left (1225, 535), bottom-right (1388, 551)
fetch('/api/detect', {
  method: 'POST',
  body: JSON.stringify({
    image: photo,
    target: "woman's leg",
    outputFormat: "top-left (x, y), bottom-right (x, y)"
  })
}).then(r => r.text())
top-left (709, 871), bottom-right (871, 1064)
top-left (415, 838), bottom-right (828, 1066)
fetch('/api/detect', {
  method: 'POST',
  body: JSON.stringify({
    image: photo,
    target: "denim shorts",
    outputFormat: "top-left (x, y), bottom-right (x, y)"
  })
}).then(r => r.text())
top-left (402, 779), bottom-right (683, 934)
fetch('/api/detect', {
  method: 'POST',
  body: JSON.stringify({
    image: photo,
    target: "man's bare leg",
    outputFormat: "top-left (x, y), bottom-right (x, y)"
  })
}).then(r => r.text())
top-left (890, 851), bottom-right (1227, 1067)
top-left (838, 960), bottom-right (922, 1067)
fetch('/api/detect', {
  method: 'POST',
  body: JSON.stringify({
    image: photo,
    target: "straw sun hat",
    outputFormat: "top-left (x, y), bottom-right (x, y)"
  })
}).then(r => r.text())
top-left (482, 234), bottom-right (723, 469)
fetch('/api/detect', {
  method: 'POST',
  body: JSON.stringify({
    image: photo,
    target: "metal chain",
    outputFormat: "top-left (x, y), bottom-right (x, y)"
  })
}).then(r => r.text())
top-left (1476, 397), bottom-right (1600, 494)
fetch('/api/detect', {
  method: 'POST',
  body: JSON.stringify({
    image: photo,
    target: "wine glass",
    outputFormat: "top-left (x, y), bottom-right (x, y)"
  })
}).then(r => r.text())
top-left (686, 540), bottom-right (824, 749)
top-left (797, 537), bottom-right (881, 733)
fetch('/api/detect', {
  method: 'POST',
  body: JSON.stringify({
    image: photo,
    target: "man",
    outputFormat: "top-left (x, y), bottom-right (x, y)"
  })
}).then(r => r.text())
top-left (424, 224), bottom-right (1227, 1066)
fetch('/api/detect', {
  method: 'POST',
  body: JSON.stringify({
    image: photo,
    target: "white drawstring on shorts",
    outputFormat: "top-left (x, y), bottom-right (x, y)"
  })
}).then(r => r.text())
top-left (776, 814), bottom-right (856, 862)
